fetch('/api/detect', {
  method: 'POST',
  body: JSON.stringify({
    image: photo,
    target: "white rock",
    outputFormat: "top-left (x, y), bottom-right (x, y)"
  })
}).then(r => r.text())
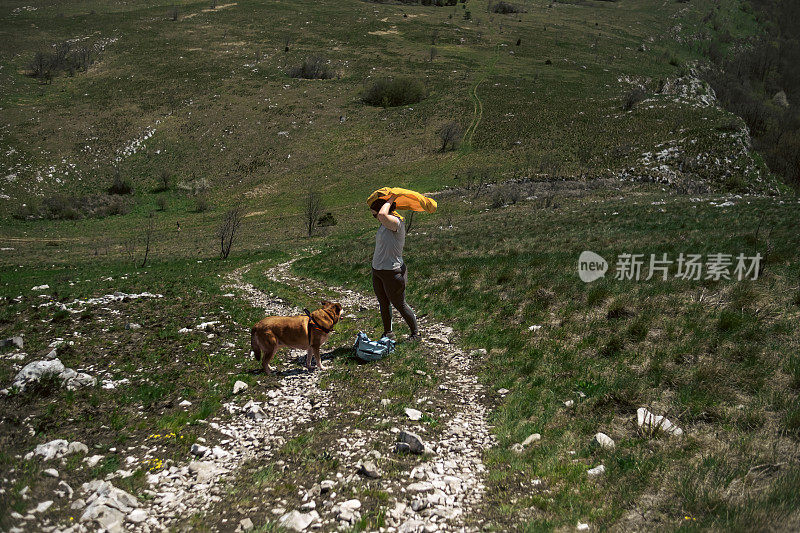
top-left (127, 509), bottom-right (148, 523)
top-left (12, 359), bottom-right (65, 391)
top-left (407, 482), bottom-right (434, 493)
top-left (84, 455), bottom-right (104, 467)
top-left (577, 523), bottom-right (590, 531)
top-left (42, 468), bottom-right (59, 478)
top-left (33, 440), bottom-right (69, 461)
top-left (636, 407), bottom-right (683, 436)
top-left (278, 510), bottom-right (316, 531)
top-left (593, 432), bottom-right (615, 450)
top-left (404, 408), bottom-right (423, 421)
top-left (179, 400), bottom-right (192, 407)
top-left (340, 499), bottom-right (361, 511)
top-left (55, 480), bottom-right (73, 498)
top-left (33, 500), bottom-right (53, 513)
top-left (497, 388), bottom-right (510, 394)
top-left (70, 499), bottom-right (86, 510)
top-left (522, 433), bottom-right (541, 446)
top-left (233, 381), bottom-right (248, 394)
top-left (240, 517), bottom-right (254, 531)
top-left (587, 465), bottom-right (605, 477)
top-left (190, 444), bottom-right (208, 457)
top-left (564, 400), bottom-right (574, 408)
top-left (68, 442), bottom-right (89, 455)
top-left (511, 443), bottom-right (524, 454)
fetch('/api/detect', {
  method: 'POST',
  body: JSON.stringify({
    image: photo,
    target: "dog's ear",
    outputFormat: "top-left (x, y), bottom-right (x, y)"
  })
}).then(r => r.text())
top-left (321, 299), bottom-right (332, 307)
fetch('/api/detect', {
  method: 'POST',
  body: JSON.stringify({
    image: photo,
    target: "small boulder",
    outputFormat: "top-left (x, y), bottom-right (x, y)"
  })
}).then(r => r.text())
top-left (587, 465), bottom-right (605, 477)
top-left (277, 510), bottom-right (317, 531)
top-left (55, 480), bottom-right (73, 498)
top-left (42, 468), bottom-right (59, 478)
top-left (522, 433), bottom-right (541, 446)
top-left (246, 404), bottom-right (266, 421)
top-left (592, 432), bottom-right (615, 450)
top-left (12, 359), bottom-right (65, 391)
top-left (68, 441), bottom-right (89, 455)
top-left (239, 517), bottom-right (254, 531)
top-left (398, 430), bottom-right (425, 454)
top-left (32, 439), bottom-right (69, 461)
top-left (404, 408), bottom-right (422, 421)
top-left (233, 381), bottom-right (248, 394)
top-left (127, 509), bottom-right (148, 523)
top-left (32, 500), bottom-right (53, 513)
top-left (0, 336), bottom-right (24, 350)
top-left (190, 444), bottom-right (209, 457)
top-left (357, 461), bottom-right (381, 479)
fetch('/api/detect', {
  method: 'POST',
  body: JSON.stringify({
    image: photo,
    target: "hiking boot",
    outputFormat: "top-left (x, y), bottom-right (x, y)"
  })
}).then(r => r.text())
top-left (407, 333), bottom-right (422, 343)
top-left (381, 331), bottom-right (396, 341)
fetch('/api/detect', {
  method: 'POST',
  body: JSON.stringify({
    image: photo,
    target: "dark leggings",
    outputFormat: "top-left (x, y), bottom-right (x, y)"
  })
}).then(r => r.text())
top-left (372, 263), bottom-right (418, 336)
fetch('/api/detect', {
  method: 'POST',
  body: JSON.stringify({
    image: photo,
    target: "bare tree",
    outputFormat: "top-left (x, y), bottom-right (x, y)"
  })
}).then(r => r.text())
top-left (304, 191), bottom-right (323, 236)
top-left (438, 121), bottom-right (463, 152)
top-left (218, 207), bottom-right (243, 259)
top-left (404, 210), bottom-right (415, 234)
top-left (140, 213), bottom-right (155, 268)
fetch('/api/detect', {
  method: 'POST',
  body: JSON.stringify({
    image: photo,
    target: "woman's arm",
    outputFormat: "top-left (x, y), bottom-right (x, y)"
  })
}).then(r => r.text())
top-left (377, 194), bottom-right (401, 231)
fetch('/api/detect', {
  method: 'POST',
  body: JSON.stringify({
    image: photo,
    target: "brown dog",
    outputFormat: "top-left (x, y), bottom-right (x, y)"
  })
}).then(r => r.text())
top-left (250, 301), bottom-right (342, 373)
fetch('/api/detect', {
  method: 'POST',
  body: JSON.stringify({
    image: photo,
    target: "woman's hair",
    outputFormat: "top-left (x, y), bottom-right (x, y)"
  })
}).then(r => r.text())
top-left (370, 198), bottom-right (397, 213)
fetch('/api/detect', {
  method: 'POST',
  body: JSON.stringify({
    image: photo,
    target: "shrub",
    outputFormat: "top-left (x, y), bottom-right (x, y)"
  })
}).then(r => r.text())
top-left (317, 212), bottom-right (337, 227)
top-left (108, 170), bottom-right (133, 195)
top-left (195, 194), bottom-right (210, 213)
top-left (622, 87), bottom-right (646, 110)
top-left (27, 41), bottom-right (95, 83)
top-left (288, 57), bottom-right (334, 80)
top-left (493, 1), bottom-right (521, 14)
top-left (14, 194), bottom-right (131, 220)
top-left (362, 77), bottom-right (425, 108)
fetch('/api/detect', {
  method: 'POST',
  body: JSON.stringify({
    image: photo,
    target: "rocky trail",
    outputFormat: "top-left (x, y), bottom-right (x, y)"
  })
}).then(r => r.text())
top-left (22, 257), bottom-right (496, 533)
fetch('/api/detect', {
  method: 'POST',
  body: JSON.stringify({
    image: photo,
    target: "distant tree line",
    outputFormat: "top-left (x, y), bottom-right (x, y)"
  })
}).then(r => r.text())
top-left (702, 0), bottom-right (800, 187)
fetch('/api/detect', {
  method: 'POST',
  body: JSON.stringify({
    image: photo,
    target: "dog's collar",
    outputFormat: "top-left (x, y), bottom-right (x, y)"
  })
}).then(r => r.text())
top-left (303, 308), bottom-right (332, 334)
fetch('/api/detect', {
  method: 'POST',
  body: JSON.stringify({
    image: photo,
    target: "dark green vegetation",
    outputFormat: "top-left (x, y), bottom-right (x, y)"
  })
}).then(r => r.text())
top-left (702, 0), bottom-right (800, 186)
top-left (1, 0), bottom-right (799, 530)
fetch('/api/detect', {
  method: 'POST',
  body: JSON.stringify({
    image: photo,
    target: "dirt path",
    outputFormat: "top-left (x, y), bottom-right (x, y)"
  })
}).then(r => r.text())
top-left (138, 256), bottom-right (495, 532)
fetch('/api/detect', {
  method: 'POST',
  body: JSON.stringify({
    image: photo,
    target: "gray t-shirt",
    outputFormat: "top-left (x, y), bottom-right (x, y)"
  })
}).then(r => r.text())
top-left (372, 218), bottom-right (405, 270)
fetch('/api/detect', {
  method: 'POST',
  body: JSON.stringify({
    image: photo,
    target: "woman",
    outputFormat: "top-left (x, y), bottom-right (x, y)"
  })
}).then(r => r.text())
top-left (370, 193), bottom-right (420, 342)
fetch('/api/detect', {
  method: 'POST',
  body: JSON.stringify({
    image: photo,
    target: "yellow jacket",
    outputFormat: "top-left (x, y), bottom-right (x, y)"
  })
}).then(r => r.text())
top-left (366, 187), bottom-right (437, 214)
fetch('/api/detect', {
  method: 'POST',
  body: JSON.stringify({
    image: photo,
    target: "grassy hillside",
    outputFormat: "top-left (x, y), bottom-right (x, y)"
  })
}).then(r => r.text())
top-left (1, 0), bottom-right (799, 531)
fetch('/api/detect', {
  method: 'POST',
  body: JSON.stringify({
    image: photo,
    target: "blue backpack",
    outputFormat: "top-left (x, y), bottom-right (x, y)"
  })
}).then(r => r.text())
top-left (353, 331), bottom-right (396, 362)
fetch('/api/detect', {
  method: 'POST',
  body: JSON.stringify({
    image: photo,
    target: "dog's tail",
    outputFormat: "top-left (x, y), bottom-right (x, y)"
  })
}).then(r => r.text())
top-left (250, 327), bottom-right (261, 361)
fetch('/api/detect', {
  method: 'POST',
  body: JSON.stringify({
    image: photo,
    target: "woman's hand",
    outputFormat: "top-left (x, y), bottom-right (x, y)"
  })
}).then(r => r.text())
top-left (377, 195), bottom-right (401, 231)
